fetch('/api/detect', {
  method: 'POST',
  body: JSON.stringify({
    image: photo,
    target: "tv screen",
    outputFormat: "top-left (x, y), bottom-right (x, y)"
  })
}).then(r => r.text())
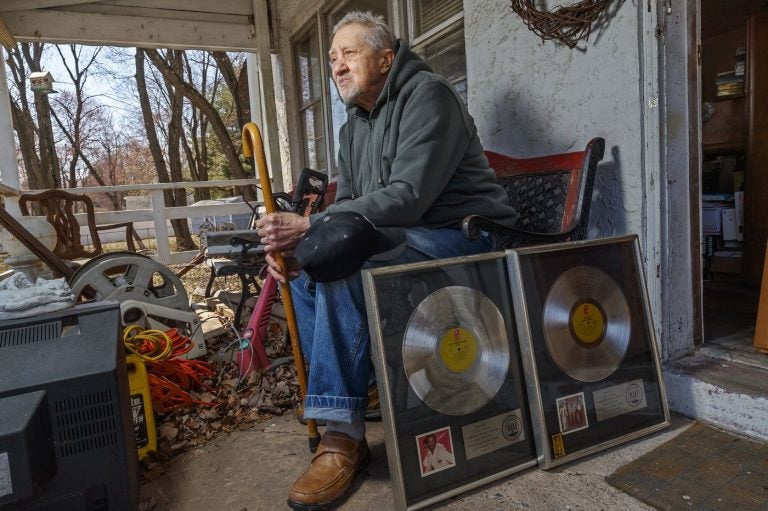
top-left (0, 301), bottom-right (138, 511)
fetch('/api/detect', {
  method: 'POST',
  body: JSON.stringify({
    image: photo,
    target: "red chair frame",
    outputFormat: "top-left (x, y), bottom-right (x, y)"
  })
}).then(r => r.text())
top-left (463, 137), bottom-right (606, 247)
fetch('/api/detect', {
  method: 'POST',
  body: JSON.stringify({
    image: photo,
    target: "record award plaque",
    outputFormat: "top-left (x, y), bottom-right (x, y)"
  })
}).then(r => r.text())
top-left (507, 235), bottom-right (670, 469)
top-left (362, 252), bottom-right (537, 511)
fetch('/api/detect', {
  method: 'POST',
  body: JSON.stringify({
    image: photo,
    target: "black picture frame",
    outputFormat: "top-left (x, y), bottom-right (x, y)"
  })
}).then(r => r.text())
top-left (507, 235), bottom-right (670, 469)
top-left (362, 252), bottom-right (537, 511)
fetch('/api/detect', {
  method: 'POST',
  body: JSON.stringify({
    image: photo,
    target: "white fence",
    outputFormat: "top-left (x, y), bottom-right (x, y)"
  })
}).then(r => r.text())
top-left (23, 179), bottom-right (263, 265)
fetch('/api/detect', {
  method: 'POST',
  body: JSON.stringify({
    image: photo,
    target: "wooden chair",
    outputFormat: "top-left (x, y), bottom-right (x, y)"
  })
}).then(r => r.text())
top-left (463, 137), bottom-right (606, 247)
top-left (19, 189), bottom-right (144, 260)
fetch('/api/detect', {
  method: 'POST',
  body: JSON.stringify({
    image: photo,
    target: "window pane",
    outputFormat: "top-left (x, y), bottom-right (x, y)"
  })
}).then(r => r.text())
top-left (295, 27), bottom-right (327, 172)
top-left (295, 30), bottom-right (322, 108)
top-left (413, 0), bottom-right (462, 38)
top-left (301, 101), bottom-right (326, 173)
top-left (326, 0), bottom-right (388, 173)
top-left (416, 24), bottom-right (467, 102)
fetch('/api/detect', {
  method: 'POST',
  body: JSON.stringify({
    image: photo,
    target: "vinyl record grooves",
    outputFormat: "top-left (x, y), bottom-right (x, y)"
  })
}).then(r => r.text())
top-left (403, 286), bottom-right (510, 416)
top-left (542, 266), bottom-right (630, 382)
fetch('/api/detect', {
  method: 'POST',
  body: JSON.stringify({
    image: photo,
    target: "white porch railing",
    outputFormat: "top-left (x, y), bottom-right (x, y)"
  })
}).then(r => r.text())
top-left (22, 179), bottom-right (263, 266)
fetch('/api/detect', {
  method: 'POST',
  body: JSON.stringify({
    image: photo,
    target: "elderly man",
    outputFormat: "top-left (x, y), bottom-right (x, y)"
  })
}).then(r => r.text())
top-left (256, 10), bottom-right (518, 510)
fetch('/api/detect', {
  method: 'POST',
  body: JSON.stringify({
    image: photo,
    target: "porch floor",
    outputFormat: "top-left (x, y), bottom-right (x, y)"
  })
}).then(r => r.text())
top-left (139, 412), bottom-right (693, 511)
top-left (136, 273), bottom-right (768, 509)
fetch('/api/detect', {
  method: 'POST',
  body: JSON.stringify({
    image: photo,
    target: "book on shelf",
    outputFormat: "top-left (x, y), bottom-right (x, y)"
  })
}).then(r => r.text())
top-left (703, 193), bottom-right (733, 203)
top-left (715, 71), bottom-right (744, 97)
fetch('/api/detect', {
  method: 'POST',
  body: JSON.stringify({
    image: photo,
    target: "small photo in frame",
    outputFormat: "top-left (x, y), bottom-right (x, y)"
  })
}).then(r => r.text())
top-left (416, 427), bottom-right (456, 477)
top-left (556, 393), bottom-right (589, 434)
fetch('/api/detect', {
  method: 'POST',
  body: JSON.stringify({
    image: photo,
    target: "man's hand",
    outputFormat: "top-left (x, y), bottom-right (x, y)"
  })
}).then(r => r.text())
top-left (264, 251), bottom-right (301, 283)
top-left (256, 212), bottom-right (310, 281)
top-left (256, 212), bottom-right (310, 251)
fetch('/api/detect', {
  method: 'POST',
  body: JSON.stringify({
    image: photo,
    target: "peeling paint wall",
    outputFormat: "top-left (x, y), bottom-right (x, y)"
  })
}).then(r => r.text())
top-left (465, 0), bottom-right (644, 239)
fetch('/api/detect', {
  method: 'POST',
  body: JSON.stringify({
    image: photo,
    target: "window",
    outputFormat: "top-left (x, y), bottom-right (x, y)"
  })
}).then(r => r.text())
top-left (412, 0), bottom-right (462, 36)
top-left (294, 26), bottom-right (327, 173)
top-left (410, 0), bottom-right (466, 102)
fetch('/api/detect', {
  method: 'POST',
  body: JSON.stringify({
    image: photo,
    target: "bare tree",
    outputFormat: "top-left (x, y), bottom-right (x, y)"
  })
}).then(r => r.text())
top-left (211, 51), bottom-right (249, 130)
top-left (143, 48), bottom-right (254, 201)
top-left (6, 42), bottom-right (61, 190)
top-left (135, 48), bottom-right (196, 251)
top-left (182, 51), bottom-right (215, 201)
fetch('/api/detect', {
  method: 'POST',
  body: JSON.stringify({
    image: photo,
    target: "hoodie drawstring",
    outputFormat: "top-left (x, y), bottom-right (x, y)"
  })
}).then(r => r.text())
top-left (378, 82), bottom-right (392, 186)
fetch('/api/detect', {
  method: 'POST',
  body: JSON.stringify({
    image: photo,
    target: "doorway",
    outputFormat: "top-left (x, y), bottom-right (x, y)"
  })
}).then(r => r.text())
top-left (699, 1), bottom-right (768, 357)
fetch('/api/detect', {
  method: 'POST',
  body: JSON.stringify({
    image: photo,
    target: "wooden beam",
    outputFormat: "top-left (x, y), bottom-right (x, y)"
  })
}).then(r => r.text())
top-left (1, 0), bottom-right (253, 16)
top-left (54, 4), bottom-right (250, 26)
top-left (101, 0), bottom-right (253, 17)
top-left (4, 9), bottom-right (257, 51)
top-left (0, 1), bottom-right (97, 13)
top-left (252, 0), bottom-right (283, 191)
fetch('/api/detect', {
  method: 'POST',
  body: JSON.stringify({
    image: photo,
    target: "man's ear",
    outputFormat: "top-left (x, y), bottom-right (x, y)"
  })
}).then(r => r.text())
top-left (380, 49), bottom-right (394, 74)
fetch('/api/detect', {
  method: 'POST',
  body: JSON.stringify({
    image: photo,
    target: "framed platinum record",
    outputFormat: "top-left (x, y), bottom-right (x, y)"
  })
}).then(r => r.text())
top-left (362, 252), bottom-right (537, 511)
top-left (506, 235), bottom-right (670, 469)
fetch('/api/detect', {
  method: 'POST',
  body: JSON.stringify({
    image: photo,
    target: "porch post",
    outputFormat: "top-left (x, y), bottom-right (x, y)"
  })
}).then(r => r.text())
top-left (639, 1), bottom-right (664, 355)
top-left (251, 0), bottom-right (284, 192)
top-left (0, 48), bottom-right (21, 214)
top-left (659, 0), bottom-right (701, 358)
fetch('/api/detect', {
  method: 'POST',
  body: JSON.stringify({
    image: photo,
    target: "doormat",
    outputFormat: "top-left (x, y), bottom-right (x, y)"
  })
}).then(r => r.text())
top-left (607, 422), bottom-right (768, 511)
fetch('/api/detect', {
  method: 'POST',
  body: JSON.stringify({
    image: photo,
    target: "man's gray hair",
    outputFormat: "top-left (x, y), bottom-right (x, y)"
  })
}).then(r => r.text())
top-left (332, 11), bottom-right (396, 52)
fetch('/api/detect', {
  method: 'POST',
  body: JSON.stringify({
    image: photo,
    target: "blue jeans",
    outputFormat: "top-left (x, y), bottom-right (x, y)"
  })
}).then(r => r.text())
top-left (290, 227), bottom-right (494, 424)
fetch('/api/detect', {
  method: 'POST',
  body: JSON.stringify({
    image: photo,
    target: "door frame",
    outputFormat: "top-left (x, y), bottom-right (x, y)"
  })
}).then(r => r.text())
top-left (660, 0), bottom-right (703, 359)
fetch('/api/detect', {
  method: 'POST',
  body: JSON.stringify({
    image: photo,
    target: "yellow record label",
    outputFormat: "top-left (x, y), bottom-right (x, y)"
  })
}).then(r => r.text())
top-left (439, 327), bottom-right (477, 373)
top-left (570, 301), bottom-right (605, 345)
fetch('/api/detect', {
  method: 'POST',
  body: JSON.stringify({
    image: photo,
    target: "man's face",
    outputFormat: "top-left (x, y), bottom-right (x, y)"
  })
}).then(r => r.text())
top-left (329, 23), bottom-right (393, 111)
top-left (426, 435), bottom-right (436, 451)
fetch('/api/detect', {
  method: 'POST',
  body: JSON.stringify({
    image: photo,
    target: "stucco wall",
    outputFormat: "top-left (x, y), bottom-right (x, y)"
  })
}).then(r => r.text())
top-left (270, 1), bottom-right (695, 357)
top-left (465, 0), bottom-right (643, 239)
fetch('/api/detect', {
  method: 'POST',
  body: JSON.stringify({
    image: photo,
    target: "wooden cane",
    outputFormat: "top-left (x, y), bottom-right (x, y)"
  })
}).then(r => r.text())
top-left (242, 123), bottom-right (320, 452)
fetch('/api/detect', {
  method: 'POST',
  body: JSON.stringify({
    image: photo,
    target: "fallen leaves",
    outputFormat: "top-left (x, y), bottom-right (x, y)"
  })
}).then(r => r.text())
top-left (139, 268), bottom-right (301, 482)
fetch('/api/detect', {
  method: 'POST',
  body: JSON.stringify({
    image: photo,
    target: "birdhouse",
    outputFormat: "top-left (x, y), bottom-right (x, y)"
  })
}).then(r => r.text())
top-left (29, 71), bottom-right (57, 94)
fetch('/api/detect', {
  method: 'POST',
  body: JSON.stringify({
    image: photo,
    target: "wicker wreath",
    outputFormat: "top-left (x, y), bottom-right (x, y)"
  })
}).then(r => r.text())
top-left (510, 0), bottom-right (612, 48)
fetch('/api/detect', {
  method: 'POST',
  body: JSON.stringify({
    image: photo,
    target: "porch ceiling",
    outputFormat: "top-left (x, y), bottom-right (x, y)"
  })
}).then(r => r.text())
top-left (0, 0), bottom-right (260, 50)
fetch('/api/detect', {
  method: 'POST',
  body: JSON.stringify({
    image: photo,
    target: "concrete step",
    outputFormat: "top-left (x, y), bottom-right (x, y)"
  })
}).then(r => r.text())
top-left (664, 351), bottom-right (768, 442)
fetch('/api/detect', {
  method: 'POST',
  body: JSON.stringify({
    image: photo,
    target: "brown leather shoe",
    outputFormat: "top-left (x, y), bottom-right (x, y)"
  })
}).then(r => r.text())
top-left (287, 431), bottom-right (369, 510)
top-left (365, 385), bottom-right (381, 421)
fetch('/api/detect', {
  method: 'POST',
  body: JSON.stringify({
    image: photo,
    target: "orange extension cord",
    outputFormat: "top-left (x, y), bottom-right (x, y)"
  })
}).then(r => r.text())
top-left (123, 325), bottom-right (215, 413)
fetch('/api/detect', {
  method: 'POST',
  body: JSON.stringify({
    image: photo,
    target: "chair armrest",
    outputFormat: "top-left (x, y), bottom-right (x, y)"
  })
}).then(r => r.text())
top-left (462, 214), bottom-right (576, 249)
top-left (95, 221), bottom-right (141, 252)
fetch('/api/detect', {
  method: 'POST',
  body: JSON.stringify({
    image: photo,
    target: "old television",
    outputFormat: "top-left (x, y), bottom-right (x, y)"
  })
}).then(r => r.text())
top-left (0, 301), bottom-right (138, 511)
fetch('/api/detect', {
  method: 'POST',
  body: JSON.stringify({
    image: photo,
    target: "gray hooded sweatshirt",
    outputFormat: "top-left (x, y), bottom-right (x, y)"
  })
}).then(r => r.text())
top-left (316, 39), bottom-right (519, 229)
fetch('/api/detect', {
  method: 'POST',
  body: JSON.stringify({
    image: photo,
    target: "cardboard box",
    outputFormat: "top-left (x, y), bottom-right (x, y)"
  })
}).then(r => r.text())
top-left (710, 253), bottom-right (742, 274)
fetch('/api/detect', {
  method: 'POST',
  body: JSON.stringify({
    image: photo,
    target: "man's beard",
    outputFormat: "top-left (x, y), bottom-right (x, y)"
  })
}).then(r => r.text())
top-left (337, 81), bottom-right (361, 105)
